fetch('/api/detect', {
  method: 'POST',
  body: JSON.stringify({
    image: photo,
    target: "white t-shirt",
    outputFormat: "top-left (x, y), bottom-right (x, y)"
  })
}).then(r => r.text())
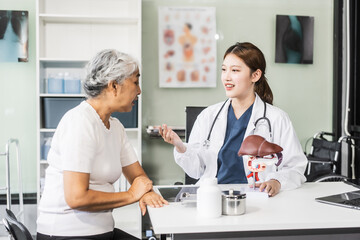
top-left (37, 101), bottom-right (137, 236)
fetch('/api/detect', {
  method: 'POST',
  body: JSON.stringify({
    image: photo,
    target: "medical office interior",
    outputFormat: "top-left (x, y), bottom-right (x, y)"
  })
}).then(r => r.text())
top-left (1, 0), bottom-right (360, 239)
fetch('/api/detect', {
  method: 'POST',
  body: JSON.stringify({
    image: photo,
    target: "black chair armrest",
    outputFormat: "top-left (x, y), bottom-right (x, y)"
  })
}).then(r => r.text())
top-left (306, 155), bottom-right (335, 164)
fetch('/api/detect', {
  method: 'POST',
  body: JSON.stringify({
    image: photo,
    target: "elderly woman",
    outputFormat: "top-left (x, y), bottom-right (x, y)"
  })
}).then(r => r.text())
top-left (37, 49), bottom-right (167, 240)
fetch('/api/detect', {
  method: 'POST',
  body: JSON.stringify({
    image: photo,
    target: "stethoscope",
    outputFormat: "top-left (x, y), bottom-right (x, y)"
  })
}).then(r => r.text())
top-left (203, 98), bottom-right (272, 148)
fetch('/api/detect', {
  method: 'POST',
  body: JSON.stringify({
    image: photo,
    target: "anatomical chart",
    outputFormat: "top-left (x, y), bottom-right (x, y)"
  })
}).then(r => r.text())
top-left (158, 7), bottom-right (216, 88)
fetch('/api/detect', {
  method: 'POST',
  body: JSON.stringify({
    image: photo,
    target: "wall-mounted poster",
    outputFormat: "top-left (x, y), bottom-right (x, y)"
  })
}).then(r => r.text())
top-left (0, 10), bottom-right (29, 62)
top-left (275, 15), bottom-right (314, 64)
top-left (158, 7), bottom-right (216, 88)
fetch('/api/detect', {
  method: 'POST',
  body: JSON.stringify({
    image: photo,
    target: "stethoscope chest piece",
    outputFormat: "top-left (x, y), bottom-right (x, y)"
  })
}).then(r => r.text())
top-left (203, 139), bottom-right (210, 148)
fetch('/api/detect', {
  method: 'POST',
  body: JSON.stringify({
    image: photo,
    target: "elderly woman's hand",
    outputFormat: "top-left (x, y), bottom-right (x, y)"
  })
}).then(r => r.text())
top-left (139, 191), bottom-right (168, 215)
top-left (128, 176), bottom-right (153, 201)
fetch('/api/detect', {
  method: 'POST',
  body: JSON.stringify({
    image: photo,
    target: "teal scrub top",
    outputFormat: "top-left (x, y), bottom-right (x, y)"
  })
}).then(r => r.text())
top-left (217, 103), bottom-right (253, 184)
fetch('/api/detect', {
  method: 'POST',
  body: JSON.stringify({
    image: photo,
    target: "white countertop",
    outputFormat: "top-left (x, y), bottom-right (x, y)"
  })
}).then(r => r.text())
top-left (148, 182), bottom-right (360, 235)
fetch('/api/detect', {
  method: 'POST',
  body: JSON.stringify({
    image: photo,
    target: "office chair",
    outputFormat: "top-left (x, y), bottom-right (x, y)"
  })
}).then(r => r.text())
top-left (305, 131), bottom-right (359, 182)
top-left (184, 106), bottom-right (206, 185)
top-left (2, 208), bottom-right (33, 240)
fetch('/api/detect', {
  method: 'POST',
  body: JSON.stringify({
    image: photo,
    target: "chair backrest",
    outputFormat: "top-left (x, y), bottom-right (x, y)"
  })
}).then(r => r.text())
top-left (185, 106), bottom-right (206, 143)
top-left (2, 218), bottom-right (15, 239)
top-left (311, 138), bottom-right (341, 161)
top-left (185, 106), bottom-right (206, 184)
top-left (3, 208), bottom-right (33, 240)
top-left (306, 132), bottom-right (344, 181)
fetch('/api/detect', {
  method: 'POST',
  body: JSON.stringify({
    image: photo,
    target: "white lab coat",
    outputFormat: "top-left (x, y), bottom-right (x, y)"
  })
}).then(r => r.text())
top-left (174, 94), bottom-right (307, 190)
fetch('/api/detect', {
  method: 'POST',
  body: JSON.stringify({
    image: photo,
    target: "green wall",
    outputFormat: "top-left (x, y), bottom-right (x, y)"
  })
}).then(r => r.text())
top-left (0, 0), bottom-right (334, 192)
top-left (0, 0), bottom-right (36, 192)
top-left (141, 0), bottom-right (334, 185)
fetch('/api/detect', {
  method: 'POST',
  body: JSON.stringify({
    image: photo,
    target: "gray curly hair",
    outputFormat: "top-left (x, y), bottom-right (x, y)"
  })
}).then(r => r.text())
top-left (83, 49), bottom-right (139, 98)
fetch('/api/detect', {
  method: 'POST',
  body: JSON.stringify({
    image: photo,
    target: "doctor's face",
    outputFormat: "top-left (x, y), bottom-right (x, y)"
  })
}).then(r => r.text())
top-left (221, 53), bottom-right (258, 100)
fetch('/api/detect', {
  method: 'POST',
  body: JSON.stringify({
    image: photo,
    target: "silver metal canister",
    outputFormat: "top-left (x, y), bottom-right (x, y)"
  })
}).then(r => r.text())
top-left (222, 189), bottom-right (246, 215)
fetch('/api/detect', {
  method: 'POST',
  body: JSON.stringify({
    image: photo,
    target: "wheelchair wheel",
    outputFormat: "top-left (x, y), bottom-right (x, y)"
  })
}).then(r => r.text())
top-left (305, 169), bottom-right (333, 182)
top-left (313, 173), bottom-right (348, 182)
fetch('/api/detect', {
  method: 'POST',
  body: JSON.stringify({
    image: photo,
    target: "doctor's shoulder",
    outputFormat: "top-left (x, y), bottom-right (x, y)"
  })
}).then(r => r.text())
top-left (266, 103), bottom-right (294, 127)
top-left (197, 102), bottom-right (225, 121)
top-left (204, 101), bottom-right (227, 115)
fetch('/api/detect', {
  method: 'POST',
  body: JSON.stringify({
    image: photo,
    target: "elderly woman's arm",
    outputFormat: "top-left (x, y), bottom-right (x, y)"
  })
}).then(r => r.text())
top-left (123, 162), bottom-right (168, 215)
top-left (122, 161), bottom-right (149, 185)
top-left (63, 162), bottom-right (152, 211)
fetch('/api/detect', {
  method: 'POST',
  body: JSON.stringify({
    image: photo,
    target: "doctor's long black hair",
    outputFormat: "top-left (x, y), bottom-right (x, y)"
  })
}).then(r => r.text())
top-left (224, 42), bottom-right (273, 105)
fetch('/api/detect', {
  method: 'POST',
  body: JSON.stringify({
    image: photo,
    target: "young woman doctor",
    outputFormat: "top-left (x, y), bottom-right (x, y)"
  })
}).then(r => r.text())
top-left (160, 42), bottom-right (307, 197)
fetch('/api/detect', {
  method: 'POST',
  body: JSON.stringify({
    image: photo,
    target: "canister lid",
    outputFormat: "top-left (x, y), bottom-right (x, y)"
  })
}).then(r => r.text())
top-left (222, 189), bottom-right (246, 199)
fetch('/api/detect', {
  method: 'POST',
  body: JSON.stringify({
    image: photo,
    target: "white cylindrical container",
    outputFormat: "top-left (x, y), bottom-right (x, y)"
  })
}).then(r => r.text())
top-left (197, 178), bottom-right (222, 218)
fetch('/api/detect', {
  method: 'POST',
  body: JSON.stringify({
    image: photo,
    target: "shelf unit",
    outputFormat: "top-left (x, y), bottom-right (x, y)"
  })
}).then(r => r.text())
top-left (36, 0), bottom-right (142, 204)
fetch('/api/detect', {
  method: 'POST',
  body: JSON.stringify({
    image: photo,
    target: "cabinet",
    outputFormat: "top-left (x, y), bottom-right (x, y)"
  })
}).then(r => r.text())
top-left (36, 0), bottom-right (142, 205)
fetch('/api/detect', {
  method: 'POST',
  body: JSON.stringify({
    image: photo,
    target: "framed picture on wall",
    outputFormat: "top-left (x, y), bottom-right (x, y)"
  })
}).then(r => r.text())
top-left (158, 6), bottom-right (217, 88)
top-left (0, 10), bottom-right (29, 62)
top-left (275, 14), bottom-right (314, 64)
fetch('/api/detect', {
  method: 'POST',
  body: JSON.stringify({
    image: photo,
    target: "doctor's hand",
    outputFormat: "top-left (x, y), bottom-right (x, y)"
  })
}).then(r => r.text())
top-left (127, 176), bottom-right (153, 201)
top-left (158, 124), bottom-right (186, 153)
top-left (254, 179), bottom-right (281, 197)
top-left (139, 191), bottom-right (169, 215)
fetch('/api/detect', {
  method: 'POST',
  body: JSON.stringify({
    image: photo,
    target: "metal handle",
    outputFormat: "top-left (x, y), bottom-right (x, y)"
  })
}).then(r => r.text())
top-left (3, 139), bottom-right (24, 223)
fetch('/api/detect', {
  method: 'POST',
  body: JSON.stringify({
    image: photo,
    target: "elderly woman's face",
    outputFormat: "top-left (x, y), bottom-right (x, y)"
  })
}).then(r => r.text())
top-left (116, 70), bottom-right (141, 112)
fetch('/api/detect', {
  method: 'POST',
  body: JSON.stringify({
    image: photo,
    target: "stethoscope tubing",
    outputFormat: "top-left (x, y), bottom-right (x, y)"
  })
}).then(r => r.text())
top-left (203, 98), bottom-right (272, 148)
